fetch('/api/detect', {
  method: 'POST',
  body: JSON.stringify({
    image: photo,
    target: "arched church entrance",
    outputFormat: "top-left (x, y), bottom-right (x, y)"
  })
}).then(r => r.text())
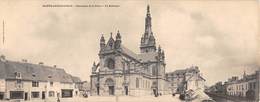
top-left (105, 78), bottom-right (115, 95)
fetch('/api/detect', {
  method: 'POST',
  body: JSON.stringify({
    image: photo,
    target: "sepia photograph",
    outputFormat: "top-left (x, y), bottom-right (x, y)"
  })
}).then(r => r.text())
top-left (0, 0), bottom-right (259, 102)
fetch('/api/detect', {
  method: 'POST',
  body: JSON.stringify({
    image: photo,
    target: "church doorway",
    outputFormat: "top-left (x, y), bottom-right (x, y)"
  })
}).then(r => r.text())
top-left (108, 86), bottom-right (115, 95)
top-left (105, 78), bottom-right (115, 95)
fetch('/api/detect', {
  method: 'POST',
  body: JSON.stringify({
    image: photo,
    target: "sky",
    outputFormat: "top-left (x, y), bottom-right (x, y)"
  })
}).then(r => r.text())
top-left (0, 0), bottom-right (259, 85)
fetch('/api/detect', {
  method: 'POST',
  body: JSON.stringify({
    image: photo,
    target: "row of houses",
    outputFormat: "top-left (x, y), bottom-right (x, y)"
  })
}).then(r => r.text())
top-left (0, 55), bottom-right (82, 101)
top-left (207, 70), bottom-right (260, 101)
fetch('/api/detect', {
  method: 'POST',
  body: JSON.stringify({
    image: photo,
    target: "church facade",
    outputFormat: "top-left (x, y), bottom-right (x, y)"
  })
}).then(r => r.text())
top-left (90, 5), bottom-right (170, 96)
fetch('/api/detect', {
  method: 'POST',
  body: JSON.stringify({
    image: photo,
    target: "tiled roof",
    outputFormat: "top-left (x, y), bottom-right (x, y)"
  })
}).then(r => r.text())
top-left (186, 74), bottom-right (206, 81)
top-left (72, 76), bottom-right (82, 83)
top-left (0, 60), bottom-right (79, 83)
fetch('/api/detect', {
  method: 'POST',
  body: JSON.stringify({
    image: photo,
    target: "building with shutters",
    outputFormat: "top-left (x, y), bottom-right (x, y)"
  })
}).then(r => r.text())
top-left (225, 70), bottom-right (260, 101)
top-left (0, 55), bottom-right (81, 101)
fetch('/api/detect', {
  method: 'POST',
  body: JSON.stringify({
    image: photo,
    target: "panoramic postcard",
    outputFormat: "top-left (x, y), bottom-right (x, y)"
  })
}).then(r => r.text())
top-left (0, 0), bottom-right (259, 102)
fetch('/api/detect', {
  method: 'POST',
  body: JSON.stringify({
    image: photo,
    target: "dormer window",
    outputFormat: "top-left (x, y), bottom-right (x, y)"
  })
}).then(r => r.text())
top-left (50, 82), bottom-right (53, 87)
top-left (15, 72), bottom-right (22, 79)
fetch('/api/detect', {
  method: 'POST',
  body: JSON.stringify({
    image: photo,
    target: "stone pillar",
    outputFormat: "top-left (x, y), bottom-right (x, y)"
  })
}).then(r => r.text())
top-left (115, 76), bottom-right (123, 96)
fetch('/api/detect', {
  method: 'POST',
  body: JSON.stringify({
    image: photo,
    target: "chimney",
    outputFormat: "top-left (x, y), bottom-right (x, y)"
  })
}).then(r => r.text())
top-left (21, 59), bottom-right (28, 63)
top-left (53, 65), bottom-right (57, 68)
top-left (38, 62), bottom-right (44, 65)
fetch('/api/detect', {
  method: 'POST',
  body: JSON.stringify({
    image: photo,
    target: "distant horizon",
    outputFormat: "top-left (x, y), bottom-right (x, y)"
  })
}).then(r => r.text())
top-left (0, 0), bottom-right (259, 86)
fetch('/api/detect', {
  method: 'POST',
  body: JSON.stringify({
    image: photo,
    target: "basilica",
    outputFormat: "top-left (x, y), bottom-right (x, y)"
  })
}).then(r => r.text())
top-left (90, 5), bottom-right (205, 96)
top-left (90, 5), bottom-right (169, 96)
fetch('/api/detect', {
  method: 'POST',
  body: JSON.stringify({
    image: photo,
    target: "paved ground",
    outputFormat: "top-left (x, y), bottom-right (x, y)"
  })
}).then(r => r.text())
top-left (3, 93), bottom-right (216, 102)
top-left (4, 95), bottom-right (186, 102)
top-left (85, 95), bottom-right (184, 102)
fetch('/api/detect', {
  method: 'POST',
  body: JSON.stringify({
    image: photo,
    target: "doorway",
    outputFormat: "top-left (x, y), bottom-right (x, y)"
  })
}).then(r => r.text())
top-left (124, 86), bottom-right (128, 95)
top-left (108, 86), bottom-right (114, 95)
top-left (24, 92), bottom-right (28, 100)
top-left (105, 78), bottom-right (115, 95)
top-left (97, 86), bottom-right (100, 95)
top-left (42, 91), bottom-right (45, 99)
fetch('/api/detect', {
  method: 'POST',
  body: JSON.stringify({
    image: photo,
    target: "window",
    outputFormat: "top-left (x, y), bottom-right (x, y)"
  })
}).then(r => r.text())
top-left (32, 81), bottom-right (39, 87)
top-left (16, 79), bottom-right (23, 88)
top-left (61, 89), bottom-right (73, 98)
top-left (107, 59), bottom-right (115, 69)
top-left (152, 66), bottom-right (156, 76)
top-left (49, 91), bottom-right (55, 97)
top-left (126, 63), bottom-right (130, 73)
top-left (31, 92), bottom-right (40, 98)
top-left (15, 72), bottom-right (22, 79)
top-left (17, 79), bottom-right (21, 84)
top-left (50, 82), bottom-right (53, 87)
top-left (136, 78), bottom-right (139, 88)
top-left (10, 91), bottom-right (24, 99)
top-left (109, 42), bottom-right (113, 48)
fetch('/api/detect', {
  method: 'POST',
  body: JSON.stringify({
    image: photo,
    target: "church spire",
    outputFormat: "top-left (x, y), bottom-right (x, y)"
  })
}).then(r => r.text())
top-left (115, 30), bottom-right (122, 49)
top-left (145, 5), bottom-right (152, 35)
top-left (140, 5), bottom-right (156, 53)
top-left (100, 34), bottom-right (105, 51)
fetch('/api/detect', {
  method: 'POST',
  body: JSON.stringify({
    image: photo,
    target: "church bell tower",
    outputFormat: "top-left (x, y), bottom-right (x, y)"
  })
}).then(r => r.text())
top-left (140, 5), bottom-right (156, 53)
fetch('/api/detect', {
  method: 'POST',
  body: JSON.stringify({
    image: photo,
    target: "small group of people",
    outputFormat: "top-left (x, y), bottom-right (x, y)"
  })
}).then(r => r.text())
top-left (83, 91), bottom-right (89, 98)
top-left (153, 89), bottom-right (162, 97)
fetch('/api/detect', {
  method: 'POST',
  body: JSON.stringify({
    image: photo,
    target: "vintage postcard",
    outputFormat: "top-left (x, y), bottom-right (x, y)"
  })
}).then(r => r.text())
top-left (0, 0), bottom-right (259, 102)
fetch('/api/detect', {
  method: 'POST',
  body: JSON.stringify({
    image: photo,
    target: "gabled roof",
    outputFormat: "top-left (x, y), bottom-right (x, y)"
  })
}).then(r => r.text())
top-left (72, 76), bottom-right (82, 83)
top-left (167, 66), bottom-right (200, 75)
top-left (0, 60), bottom-right (79, 83)
top-left (120, 45), bottom-right (158, 63)
top-left (121, 46), bottom-right (139, 60)
top-left (186, 74), bottom-right (206, 81)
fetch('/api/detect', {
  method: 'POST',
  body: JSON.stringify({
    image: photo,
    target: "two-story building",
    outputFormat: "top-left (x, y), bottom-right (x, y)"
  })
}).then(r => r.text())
top-left (166, 66), bottom-right (206, 94)
top-left (0, 55), bottom-right (80, 101)
top-left (225, 70), bottom-right (260, 101)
